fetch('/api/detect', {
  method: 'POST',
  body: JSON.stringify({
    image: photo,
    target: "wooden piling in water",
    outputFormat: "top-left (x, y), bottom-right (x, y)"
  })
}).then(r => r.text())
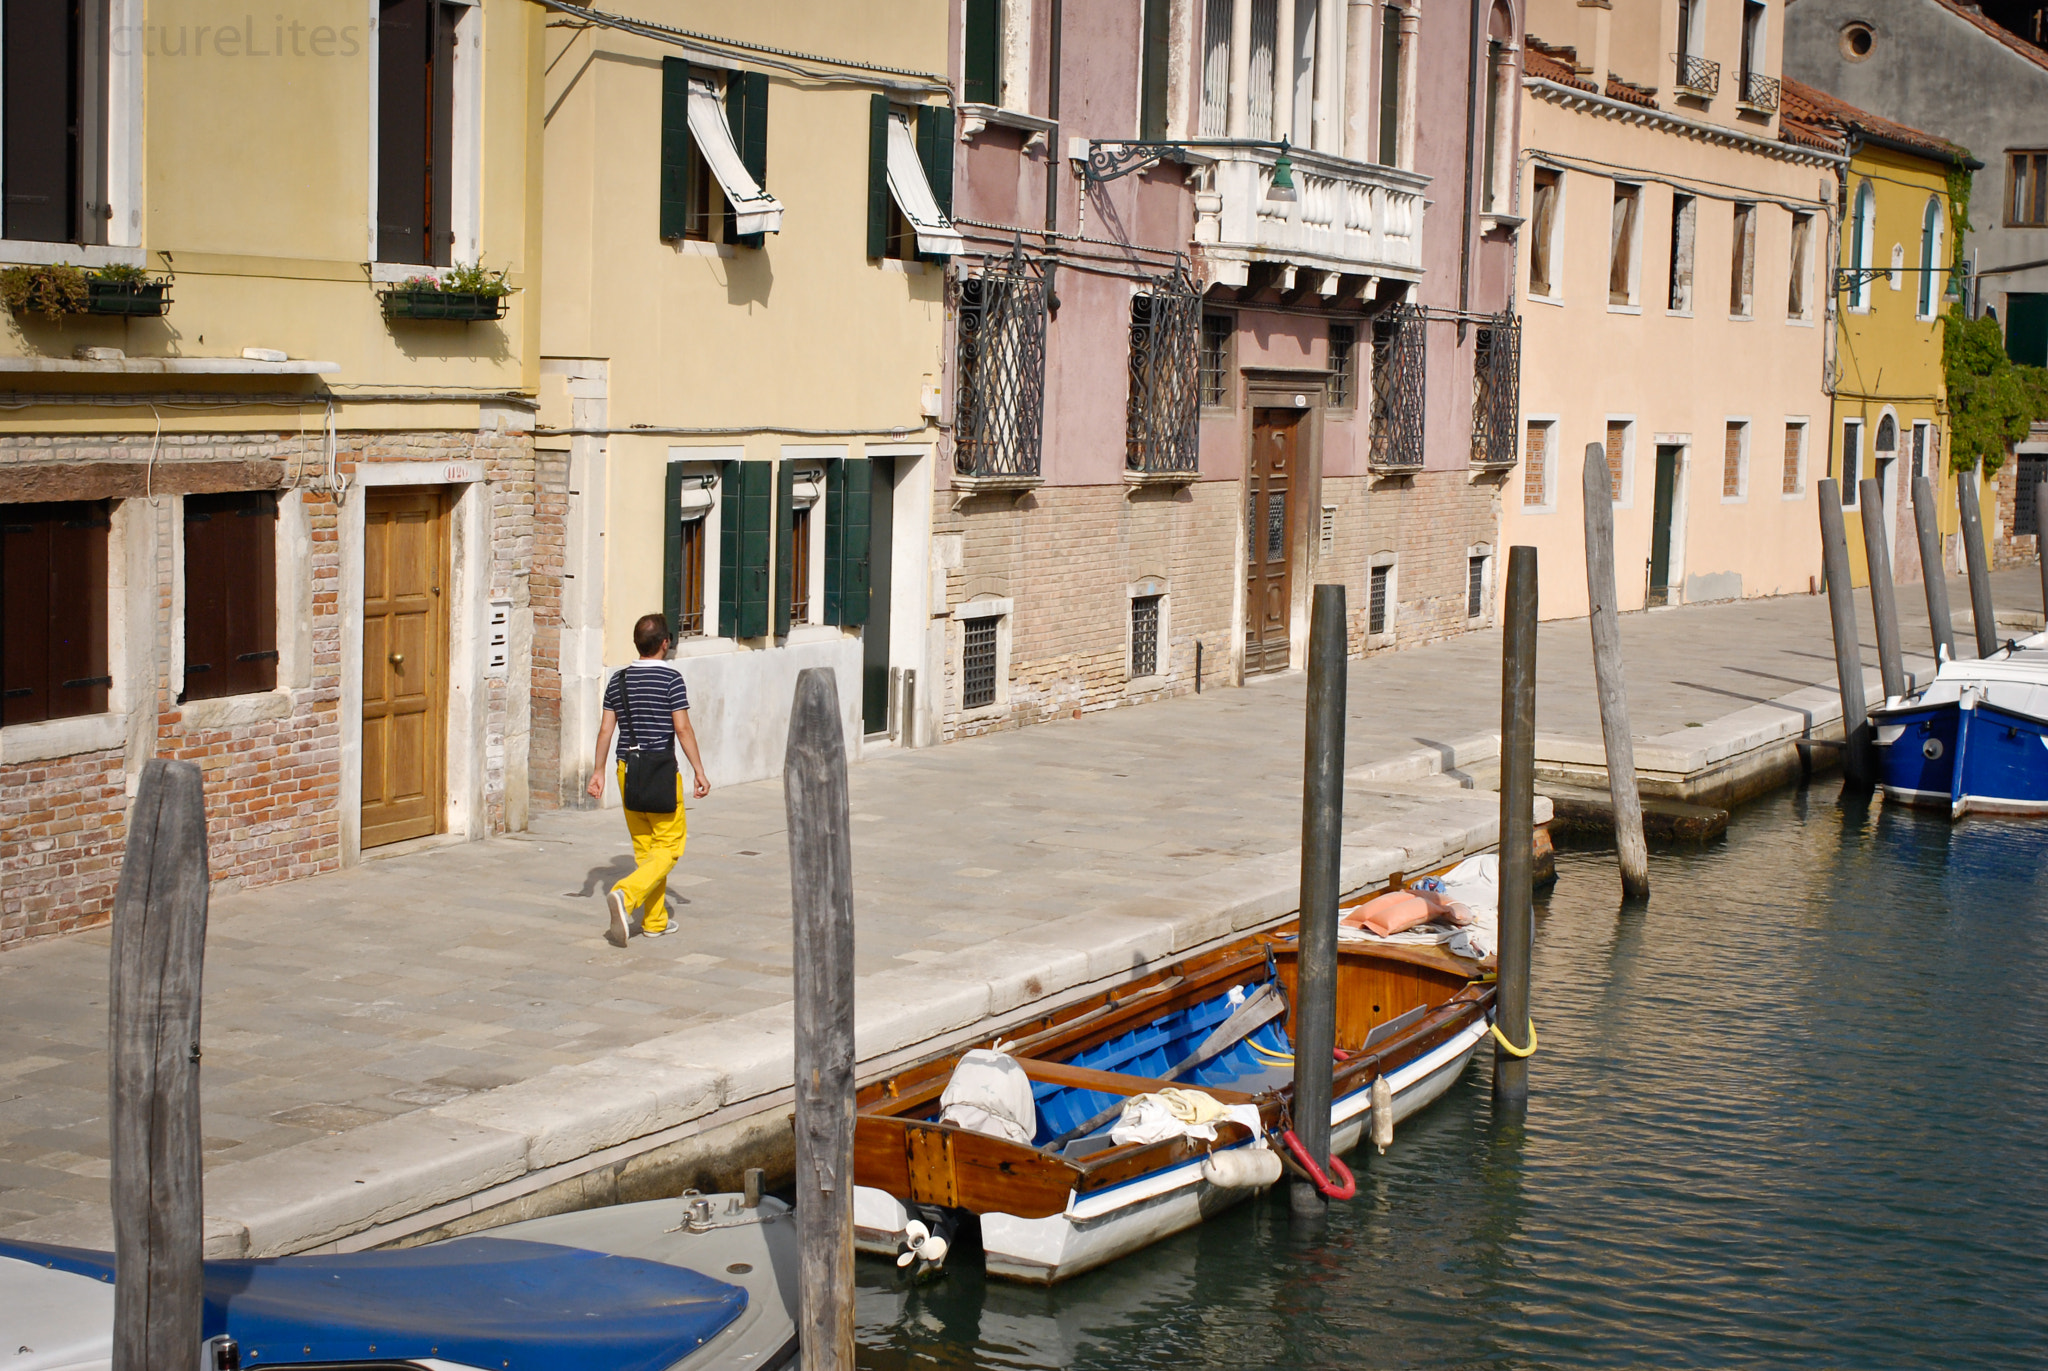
top-left (1494, 547), bottom-right (1537, 1108)
top-left (1818, 480), bottom-right (1874, 788)
top-left (1580, 444), bottom-right (1649, 902)
top-left (1291, 584), bottom-right (1345, 1214)
top-left (1958, 469), bottom-right (1999, 659)
top-left (2037, 480), bottom-right (2047, 630)
top-left (783, 668), bottom-right (856, 1371)
top-left (110, 758), bottom-right (209, 1371)
top-left (1912, 476), bottom-right (1956, 664)
top-left (1858, 477), bottom-right (1907, 702)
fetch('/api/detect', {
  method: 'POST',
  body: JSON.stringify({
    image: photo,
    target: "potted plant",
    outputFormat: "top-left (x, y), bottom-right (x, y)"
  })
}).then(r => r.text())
top-left (0, 262), bottom-right (172, 319)
top-left (84, 262), bottom-right (172, 316)
top-left (378, 260), bottom-right (516, 322)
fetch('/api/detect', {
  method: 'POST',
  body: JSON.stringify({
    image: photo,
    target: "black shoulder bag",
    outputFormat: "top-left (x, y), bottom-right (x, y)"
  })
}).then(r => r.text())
top-left (614, 666), bottom-right (679, 814)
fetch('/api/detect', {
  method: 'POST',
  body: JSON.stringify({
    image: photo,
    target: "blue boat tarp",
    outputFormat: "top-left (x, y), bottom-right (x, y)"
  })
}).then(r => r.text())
top-left (0, 1235), bottom-right (745, 1371)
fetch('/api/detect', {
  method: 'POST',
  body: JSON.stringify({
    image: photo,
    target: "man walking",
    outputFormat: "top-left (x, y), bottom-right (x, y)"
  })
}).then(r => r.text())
top-left (587, 613), bottom-right (711, 946)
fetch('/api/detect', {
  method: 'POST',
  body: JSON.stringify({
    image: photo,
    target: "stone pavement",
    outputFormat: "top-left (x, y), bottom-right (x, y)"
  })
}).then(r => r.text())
top-left (0, 568), bottom-right (2037, 1254)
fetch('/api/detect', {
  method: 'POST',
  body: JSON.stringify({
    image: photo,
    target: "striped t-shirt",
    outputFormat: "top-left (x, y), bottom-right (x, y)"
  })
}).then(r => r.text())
top-left (604, 663), bottom-right (690, 753)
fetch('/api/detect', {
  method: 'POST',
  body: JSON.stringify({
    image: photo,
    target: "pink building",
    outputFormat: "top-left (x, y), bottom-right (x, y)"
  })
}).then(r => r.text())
top-left (935, 0), bottom-right (1524, 738)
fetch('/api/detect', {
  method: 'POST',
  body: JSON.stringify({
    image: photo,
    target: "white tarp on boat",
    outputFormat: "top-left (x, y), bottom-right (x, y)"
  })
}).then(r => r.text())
top-left (939, 1049), bottom-right (1036, 1144)
top-left (1340, 853), bottom-right (1500, 959)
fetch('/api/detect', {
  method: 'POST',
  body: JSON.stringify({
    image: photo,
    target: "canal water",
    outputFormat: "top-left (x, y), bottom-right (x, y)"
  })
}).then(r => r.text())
top-left (853, 784), bottom-right (2048, 1369)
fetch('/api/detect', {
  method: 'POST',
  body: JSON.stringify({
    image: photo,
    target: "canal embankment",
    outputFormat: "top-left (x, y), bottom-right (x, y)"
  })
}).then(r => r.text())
top-left (0, 568), bottom-right (2036, 1258)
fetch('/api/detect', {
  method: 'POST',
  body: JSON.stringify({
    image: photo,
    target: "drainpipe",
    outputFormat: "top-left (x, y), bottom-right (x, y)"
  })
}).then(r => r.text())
top-left (1044, 0), bottom-right (1062, 304)
top-left (1457, 0), bottom-right (1482, 342)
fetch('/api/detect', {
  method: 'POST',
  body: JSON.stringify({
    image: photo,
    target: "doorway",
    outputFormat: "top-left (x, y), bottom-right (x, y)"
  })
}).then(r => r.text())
top-left (1244, 409), bottom-right (1300, 674)
top-left (1648, 444), bottom-right (1680, 607)
top-left (863, 457), bottom-right (896, 737)
top-left (361, 489), bottom-right (449, 848)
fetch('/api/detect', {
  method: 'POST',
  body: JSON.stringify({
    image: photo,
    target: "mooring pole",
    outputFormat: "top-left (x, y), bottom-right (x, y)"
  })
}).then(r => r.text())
top-left (784, 668), bottom-right (856, 1371)
top-left (1291, 584), bottom-right (1345, 1214)
top-left (1858, 478), bottom-right (1908, 702)
top-left (1957, 467), bottom-right (1998, 659)
top-left (1494, 547), bottom-right (1538, 1108)
top-left (110, 758), bottom-right (208, 1371)
top-left (1912, 475), bottom-right (1957, 664)
top-left (1818, 479), bottom-right (1874, 787)
top-left (2037, 480), bottom-right (2047, 630)
top-left (1581, 444), bottom-right (1648, 902)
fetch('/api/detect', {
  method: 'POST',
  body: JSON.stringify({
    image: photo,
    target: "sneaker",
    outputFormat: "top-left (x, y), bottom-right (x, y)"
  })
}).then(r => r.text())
top-left (642, 924), bottom-right (669, 939)
top-left (604, 890), bottom-right (631, 948)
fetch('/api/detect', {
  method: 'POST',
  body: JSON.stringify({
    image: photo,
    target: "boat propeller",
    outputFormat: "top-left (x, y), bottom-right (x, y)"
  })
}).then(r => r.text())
top-left (898, 1218), bottom-right (950, 1271)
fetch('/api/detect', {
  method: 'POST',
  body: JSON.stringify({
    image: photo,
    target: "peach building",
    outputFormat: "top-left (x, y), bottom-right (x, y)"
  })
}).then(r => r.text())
top-left (1502, 0), bottom-right (1841, 619)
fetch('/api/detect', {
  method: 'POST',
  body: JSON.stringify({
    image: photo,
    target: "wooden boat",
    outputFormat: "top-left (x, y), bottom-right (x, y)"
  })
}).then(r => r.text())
top-left (853, 908), bottom-right (1495, 1284)
top-left (1, 1189), bottom-right (798, 1371)
top-left (1872, 632), bottom-right (2048, 817)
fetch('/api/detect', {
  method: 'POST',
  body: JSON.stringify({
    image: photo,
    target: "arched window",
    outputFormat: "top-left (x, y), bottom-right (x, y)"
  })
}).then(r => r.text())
top-left (1876, 413), bottom-right (1897, 454)
top-left (1918, 195), bottom-right (1945, 318)
top-left (1851, 181), bottom-right (1876, 311)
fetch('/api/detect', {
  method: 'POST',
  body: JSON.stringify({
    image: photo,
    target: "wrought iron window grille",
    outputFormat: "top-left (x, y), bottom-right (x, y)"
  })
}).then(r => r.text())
top-left (1470, 310), bottom-right (1521, 468)
top-left (1200, 313), bottom-right (1234, 407)
top-left (1127, 271), bottom-right (1202, 477)
top-left (955, 242), bottom-right (1050, 483)
top-left (1740, 71), bottom-right (1780, 110)
top-left (1329, 323), bottom-right (1357, 409)
top-left (1130, 595), bottom-right (1162, 678)
top-left (1369, 304), bottom-right (1427, 471)
top-left (1675, 54), bottom-right (1720, 96)
top-left (962, 615), bottom-right (999, 709)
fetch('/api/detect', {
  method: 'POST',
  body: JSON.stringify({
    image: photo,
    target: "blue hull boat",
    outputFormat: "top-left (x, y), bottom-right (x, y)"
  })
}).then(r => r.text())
top-left (1871, 633), bottom-right (2048, 818)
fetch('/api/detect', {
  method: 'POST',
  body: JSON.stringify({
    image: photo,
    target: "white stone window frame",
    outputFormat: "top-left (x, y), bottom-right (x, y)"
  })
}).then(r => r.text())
top-left (1465, 542), bottom-right (1494, 626)
top-left (1606, 415), bottom-right (1639, 509)
top-left (1521, 413), bottom-right (1560, 513)
top-left (668, 447), bottom-right (737, 656)
top-left (952, 595), bottom-right (1013, 719)
top-left (1785, 210), bottom-right (1818, 326)
top-left (169, 488), bottom-right (315, 731)
top-left (1916, 195), bottom-right (1946, 321)
top-left (1124, 577), bottom-right (1171, 689)
top-left (1525, 165), bottom-right (1567, 307)
top-left (0, 493), bottom-right (150, 767)
top-left (365, 0), bottom-right (485, 279)
top-left (1909, 418), bottom-right (1934, 486)
top-left (1721, 417), bottom-right (1752, 504)
top-left (1365, 552), bottom-right (1398, 649)
top-left (1608, 181), bottom-right (1646, 314)
top-left (1782, 418), bottom-right (1810, 500)
top-left (1849, 181), bottom-right (1877, 314)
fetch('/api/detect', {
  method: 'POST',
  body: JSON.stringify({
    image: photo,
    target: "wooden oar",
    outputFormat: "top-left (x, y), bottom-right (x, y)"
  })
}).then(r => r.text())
top-left (1049, 983), bottom-right (1288, 1147)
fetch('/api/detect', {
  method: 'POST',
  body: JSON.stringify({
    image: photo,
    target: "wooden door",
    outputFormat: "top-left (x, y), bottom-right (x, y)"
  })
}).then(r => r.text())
top-left (1648, 446), bottom-right (1679, 608)
top-left (1245, 410), bottom-right (1299, 674)
top-left (361, 490), bottom-right (448, 847)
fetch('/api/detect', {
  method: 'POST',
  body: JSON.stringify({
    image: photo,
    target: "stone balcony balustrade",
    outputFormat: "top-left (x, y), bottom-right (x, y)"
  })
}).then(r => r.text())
top-left (1192, 141), bottom-right (1430, 292)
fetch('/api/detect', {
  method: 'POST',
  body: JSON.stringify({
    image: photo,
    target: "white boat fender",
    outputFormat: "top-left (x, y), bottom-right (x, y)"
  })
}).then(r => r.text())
top-left (898, 1218), bottom-right (950, 1270)
top-left (1201, 1145), bottom-right (1283, 1190)
top-left (1371, 1075), bottom-right (1394, 1153)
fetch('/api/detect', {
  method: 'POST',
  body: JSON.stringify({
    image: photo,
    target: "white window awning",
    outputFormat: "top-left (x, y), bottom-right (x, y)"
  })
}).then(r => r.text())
top-left (687, 80), bottom-right (784, 236)
top-left (886, 112), bottom-right (964, 257)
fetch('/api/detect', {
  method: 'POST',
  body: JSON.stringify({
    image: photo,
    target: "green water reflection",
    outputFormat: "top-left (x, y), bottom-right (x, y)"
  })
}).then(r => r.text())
top-left (854, 784), bottom-right (2048, 1369)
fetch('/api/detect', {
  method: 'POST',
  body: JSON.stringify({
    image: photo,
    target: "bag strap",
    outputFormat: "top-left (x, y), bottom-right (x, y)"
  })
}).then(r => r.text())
top-left (614, 665), bottom-right (638, 754)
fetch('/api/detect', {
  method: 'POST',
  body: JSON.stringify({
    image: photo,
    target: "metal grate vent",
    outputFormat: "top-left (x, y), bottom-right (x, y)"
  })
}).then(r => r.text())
top-left (1369, 565), bottom-right (1391, 635)
top-left (1130, 594), bottom-right (1161, 678)
top-left (962, 615), bottom-right (999, 709)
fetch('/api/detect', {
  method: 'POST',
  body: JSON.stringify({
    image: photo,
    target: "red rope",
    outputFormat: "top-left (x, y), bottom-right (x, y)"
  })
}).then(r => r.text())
top-left (1279, 1129), bottom-right (1356, 1200)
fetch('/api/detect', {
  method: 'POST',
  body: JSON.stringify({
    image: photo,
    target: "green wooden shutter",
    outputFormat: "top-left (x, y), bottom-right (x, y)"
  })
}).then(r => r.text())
top-left (660, 58), bottom-right (692, 241)
top-left (867, 94), bottom-right (890, 258)
top-left (915, 105), bottom-right (955, 264)
top-left (725, 71), bottom-right (769, 249)
top-left (663, 462), bottom-right (686, 641)
top-left (964, 0), bottom-right (1001, 104)
top-left (825, 458), bottom-right (873, 628)
top-left (773, 460), bottom-right (796, 640)
top-left (719, 461), bottom-right (772, 639)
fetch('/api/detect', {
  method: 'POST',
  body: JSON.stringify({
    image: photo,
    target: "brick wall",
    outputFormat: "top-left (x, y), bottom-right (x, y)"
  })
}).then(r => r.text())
top-left (0, 422), bottom-right (557, 948)
top-left (529, 447), bottom-right (570, 809)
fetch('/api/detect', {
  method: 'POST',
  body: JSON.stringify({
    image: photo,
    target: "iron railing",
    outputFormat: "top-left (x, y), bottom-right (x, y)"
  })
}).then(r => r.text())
top-left (1126, 271), bottom-right (1202, 475)
top-left (1369, 304), bottom-right (1427, 470)
top-left (1471, 311), bottom-right (1521, 467)
top-left (1675, 53), bottom-right (1720, 96)
top-left (1740, 71), bottom-right (1780, 110)
top-left (955, 243), bottom-right (1050, 480)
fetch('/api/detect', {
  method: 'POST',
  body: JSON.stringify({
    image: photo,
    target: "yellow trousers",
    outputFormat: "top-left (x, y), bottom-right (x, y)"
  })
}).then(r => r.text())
top-left (613, 762), bottom-right (688, 933)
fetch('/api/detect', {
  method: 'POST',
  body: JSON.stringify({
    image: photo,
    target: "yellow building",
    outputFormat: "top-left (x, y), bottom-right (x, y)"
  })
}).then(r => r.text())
top-left (0, 0), bottom-right (548, 947)
top-left (1783, 80), bottom-right (1983, 589)
top-left (537, 3), bottom-right (957, 796)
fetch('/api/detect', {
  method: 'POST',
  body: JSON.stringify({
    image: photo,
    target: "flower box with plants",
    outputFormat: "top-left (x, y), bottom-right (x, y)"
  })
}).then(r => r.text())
top-left (1, 263), bottom-right (172, 319)
top-left (378, 262), bottom-right (516, 322)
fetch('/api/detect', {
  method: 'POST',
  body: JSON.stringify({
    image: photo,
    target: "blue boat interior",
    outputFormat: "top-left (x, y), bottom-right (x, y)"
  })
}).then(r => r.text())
top-left (1028, 978), bottom-right (1296, 1158)
top-left (0, 1235), bottom-right (745, 1371)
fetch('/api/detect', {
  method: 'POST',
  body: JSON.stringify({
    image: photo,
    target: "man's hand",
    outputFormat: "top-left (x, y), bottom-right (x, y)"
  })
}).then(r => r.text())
top-left (586, 770), bottom-right (606, 801)
top-left (691, 773), bottom-right (712, 800)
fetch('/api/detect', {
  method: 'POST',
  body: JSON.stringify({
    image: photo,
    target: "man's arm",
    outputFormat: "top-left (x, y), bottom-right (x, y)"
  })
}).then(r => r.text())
top-left (674, 709), bottom-right (711, 798)
top-left (586, 708), bottom-right (617, 800)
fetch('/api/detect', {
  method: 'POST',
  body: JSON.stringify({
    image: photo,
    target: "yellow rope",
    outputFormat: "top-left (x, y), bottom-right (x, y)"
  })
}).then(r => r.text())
top-left (1247, 1040), bottom-right (1295, 1064)
top-left (1489, 1017), bottom-right (1538, 1058)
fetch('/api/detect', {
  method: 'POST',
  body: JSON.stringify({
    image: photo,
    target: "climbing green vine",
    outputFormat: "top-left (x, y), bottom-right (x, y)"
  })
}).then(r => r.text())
top-left (1943, 313), bottom-right (2048, 476)
top-left (1946, 160), bottom-right (1973, 282)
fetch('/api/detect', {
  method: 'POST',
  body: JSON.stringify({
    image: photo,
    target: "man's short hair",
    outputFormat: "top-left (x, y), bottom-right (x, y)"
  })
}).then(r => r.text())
top-left (633, 613), bottom-right (670, 657)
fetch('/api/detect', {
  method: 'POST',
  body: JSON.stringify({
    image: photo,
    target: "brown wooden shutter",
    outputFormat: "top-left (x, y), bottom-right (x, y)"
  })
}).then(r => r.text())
top-left (1, 501), bottom-right (109, 725)
top-left (183, 492), bottom-right (277, 702)
top-left (378, 0), bottom-right (429, 264)
top-left (2, 0), bottom-right (78, 243)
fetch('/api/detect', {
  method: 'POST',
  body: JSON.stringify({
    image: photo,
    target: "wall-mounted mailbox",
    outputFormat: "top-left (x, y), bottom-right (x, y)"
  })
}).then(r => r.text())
top-left (487, 599), bottom-right (512, 678)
